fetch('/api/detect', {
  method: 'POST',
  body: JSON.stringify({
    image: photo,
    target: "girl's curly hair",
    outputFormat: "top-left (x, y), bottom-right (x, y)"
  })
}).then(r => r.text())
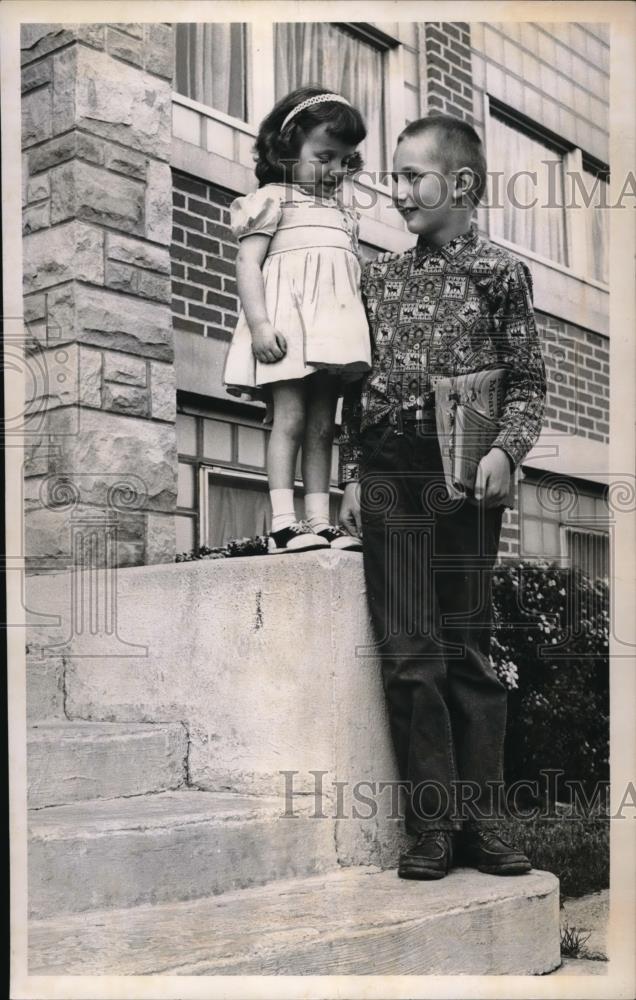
top-left (254, 85), bottom-right (367, 187)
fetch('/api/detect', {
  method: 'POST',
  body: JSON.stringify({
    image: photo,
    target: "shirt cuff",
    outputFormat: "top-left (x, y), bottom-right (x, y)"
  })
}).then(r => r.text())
top-left (491, 432), bottom-right (525, 469)
top-left (338, 461), bottom-right (361, 489)
top-left (491, 444), bottom-right (516, 473)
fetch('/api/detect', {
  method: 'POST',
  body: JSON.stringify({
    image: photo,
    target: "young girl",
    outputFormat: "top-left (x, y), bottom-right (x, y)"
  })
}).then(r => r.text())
top-left (223, 86), bottom-right (372, 554)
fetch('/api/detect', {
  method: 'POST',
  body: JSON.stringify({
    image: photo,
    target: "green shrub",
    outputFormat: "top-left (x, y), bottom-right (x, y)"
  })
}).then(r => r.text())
top-left (491, 562), bottom-right (609, 796)
top-left (175, 535), bottom-right (268, 561)
top-left (498, 812), bottom-right (609, 898)
top-left (560, 923), bottom-right (592, 957)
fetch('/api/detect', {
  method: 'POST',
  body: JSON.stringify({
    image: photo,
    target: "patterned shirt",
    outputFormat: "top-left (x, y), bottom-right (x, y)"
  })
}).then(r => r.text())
top-left (338, 228), bottom-right (547, 484)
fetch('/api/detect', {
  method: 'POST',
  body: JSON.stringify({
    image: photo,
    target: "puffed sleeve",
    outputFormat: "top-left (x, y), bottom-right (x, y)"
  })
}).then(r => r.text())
top-left (230, 186), bottom-right (283, 241)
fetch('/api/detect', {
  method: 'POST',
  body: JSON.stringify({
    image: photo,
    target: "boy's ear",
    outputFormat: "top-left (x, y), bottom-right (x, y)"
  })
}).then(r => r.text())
top-left (452, 167), bottom-right (476, 204)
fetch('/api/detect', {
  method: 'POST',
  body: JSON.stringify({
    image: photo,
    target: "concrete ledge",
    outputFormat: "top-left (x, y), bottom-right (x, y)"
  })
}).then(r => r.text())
top-left (28, 721), bottom-right (187, 808)
top-left (26, 657), bottom-right (65, 721)
top-left (26, 552), bottom-right (400, 867)
top-left (29, 865), bottom-right (561, 975)
top-left (28, 790), bottom-right (337, 918)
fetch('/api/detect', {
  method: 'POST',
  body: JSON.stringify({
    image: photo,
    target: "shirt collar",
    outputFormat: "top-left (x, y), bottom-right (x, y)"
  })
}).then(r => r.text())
top-left (414, 226), bottom-right (479, 262)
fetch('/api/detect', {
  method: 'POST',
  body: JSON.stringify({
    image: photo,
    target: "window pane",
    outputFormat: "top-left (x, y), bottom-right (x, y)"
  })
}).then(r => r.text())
top-left (594, 495), bottom-right (609, 521)
top-left (520, 481), bottom-right (543, 517)
top-left (174, 23), bottom-right (247, 121)
top-left (274, 22), bottom-right (386, 171)
top-left (488, 113), bottom-right (567, 265)
top-left (574, 493), bottom-right (595, 520)
top-left (237, 425), bottom-right (266, 467)
top-left (206, 475), bottom-right (306, 546)
top-left (176, 413), bottom-right (197, 455)
top-left (542, 520), bottom-right (561, 557)
top-left (521, 517), bottom-right (543, 555)
top-left (583, 171), bottom-right (608, 284)
top-left (203, 418), bottom-right (233, 461)
top-left (176, 514), bottom-right (196, 552)
top-left (177, 463), bottom-right (195, 509)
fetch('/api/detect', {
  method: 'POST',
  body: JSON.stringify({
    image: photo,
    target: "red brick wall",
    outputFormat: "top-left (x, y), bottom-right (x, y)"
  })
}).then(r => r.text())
top-left (423, 22), bottom-right (474, 122)
top-left (171, 171), bottom-right (239, 344)
top-left (540, 316), bottom-right (609, 444)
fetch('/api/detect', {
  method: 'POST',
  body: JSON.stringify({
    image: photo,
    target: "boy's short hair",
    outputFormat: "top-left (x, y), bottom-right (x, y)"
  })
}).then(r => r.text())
top-left (398, 115), bottom-right (487, 205)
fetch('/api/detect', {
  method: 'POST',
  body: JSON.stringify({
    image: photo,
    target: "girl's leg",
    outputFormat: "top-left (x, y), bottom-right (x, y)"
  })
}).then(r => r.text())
top-left (268, 379), bottom-right (306, 531)
top-left (302, 372), bottom-right (341, 531)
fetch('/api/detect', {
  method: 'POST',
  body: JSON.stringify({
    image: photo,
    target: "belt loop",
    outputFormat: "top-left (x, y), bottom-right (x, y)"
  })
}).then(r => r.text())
top-left (395, 408), bottom-right (404, 436)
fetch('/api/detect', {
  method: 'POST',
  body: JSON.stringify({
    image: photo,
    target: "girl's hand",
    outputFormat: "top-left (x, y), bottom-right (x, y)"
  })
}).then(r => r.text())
top-left (251, 322), bottom-right (287, 364)
top-left (376, 250), bottom-right (400, 264)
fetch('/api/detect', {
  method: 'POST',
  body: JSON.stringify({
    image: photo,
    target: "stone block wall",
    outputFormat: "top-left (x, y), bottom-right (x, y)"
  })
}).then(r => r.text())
top-left (21, 24), bottom-right (178, 570)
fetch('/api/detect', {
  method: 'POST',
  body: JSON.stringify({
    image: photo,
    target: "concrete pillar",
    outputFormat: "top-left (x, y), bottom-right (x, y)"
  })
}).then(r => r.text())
top-left (21, 23), bottom-right (177, 570)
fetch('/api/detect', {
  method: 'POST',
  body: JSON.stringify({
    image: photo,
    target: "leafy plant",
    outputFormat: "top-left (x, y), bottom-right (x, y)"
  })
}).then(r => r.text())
top-left (490, 562), bottom-right (609, 795)
top-left (498, 811), bottom-right (609, 898)
top-left (560, 922), bottom-right (591, 958)
top-left (175, 535), bottom-right (268, 562)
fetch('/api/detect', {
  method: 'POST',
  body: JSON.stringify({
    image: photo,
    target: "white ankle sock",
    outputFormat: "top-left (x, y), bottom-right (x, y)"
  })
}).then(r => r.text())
top-left (270, 488), bottom-right (296, 533)
top-left (305, 492), bottom-right (331, 533)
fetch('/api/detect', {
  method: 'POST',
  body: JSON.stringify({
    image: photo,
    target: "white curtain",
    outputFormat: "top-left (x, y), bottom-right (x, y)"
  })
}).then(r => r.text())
top-left (488, 114), bottom-right (567, 266)
top-left (208, 480), bottom-right (271, 546)
top-left (207, 477), bottom-right (340, 546)
top-left (584, 171), bottom-right (608, 284)
top-left (174, 24), bottom-right (247, 121)
top-left (274, 23), bottom-right (385, 172)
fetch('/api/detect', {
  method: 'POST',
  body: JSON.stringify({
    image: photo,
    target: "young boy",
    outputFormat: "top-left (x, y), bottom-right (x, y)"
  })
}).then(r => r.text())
top-left (339, 116), bottom-right (547, 880)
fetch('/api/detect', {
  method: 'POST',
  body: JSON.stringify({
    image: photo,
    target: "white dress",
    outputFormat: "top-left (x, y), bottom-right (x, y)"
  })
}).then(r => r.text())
top-left (222, 183), bottom-right (372, 402)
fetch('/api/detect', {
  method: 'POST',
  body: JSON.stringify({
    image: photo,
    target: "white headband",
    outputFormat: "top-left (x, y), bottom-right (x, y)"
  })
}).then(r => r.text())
top-left (280, 93), bottom-right (352, 133)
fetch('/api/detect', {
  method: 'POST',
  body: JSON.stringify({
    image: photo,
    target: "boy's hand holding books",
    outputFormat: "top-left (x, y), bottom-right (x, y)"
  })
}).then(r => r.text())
top-left (474, 448), bottom-right (512, 507)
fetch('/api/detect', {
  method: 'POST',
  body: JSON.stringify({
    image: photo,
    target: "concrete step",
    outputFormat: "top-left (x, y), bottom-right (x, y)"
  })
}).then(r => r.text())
top-left (28, 721), bottom-right (188, 809)
top-left (27, 655), bottom-right (65, 722)
top-left (29, 865), bottom-right (561, 976)
top-left (28, 790), bottom-right (336, 919)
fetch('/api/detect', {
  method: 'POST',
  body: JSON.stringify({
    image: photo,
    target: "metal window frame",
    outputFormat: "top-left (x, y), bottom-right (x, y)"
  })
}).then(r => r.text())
top-left (560, 523), bottom-right (610, 576)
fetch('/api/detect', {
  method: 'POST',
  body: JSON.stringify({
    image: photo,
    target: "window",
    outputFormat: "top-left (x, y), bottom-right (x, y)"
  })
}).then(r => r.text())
top-left (176, 409), bottom-right (341, 549)
top-left (487, 109), bottom-right (568, 266)
top-left (174, 23), bottom-right (248, 121)
top-left (520, 477), bottom-right (609, 580)
top-left (274, 22), bottom-right (388, 171)
top-left (486, 101), bottom-right (610, 285)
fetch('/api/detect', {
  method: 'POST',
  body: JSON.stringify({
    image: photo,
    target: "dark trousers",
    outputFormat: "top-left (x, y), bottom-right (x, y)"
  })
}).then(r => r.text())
top-left (359, 415), bottom-right (508, 834)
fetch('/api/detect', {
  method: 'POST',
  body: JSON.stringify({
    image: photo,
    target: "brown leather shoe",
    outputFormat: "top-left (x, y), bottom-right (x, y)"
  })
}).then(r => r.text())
top-left (458, 826), bottom-right (531, 875)
top-left (398, 830), bottom-right (454, 880)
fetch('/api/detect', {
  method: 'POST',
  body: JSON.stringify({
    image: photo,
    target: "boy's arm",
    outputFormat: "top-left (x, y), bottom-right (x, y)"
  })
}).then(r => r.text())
top-left (490, 260), bottom-right (547, 467)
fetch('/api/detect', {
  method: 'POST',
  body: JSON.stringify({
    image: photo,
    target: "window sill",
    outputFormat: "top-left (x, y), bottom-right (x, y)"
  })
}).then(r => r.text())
top-left (487, 234), bottom-right (608, 334)
top-left (489, 233), bottom-right (608, 293)
top-left (172, 91), bottom-right (257, 137)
